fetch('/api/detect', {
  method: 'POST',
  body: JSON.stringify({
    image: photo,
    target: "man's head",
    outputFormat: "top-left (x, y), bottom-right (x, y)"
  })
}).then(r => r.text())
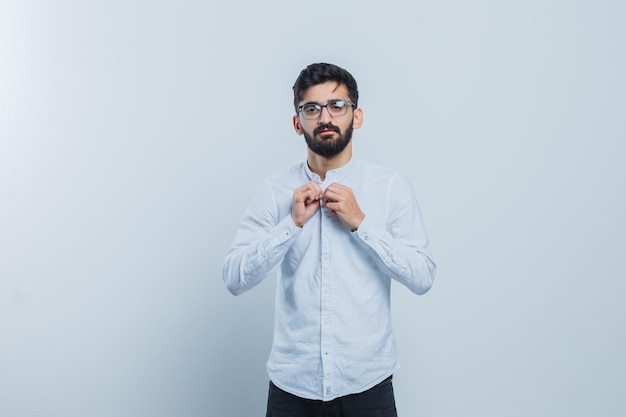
top-left (292, 63), bottom-right (359, 114)
top-left (292, 63), bottom-right (363, 158)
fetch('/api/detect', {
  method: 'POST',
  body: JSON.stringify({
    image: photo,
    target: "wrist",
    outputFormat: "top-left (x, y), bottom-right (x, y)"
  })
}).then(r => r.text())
top-left (350, 214), bottom-right (365, 232)
top-left (291, 215), bottom-right (304, 228)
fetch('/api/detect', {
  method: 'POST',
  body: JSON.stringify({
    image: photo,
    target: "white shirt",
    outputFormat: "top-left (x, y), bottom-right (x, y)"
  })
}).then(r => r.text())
top-left (222, 158), bottom-right (436, 401)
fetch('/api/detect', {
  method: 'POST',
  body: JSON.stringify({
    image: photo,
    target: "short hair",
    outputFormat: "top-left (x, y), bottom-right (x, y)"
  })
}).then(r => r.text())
top-left (292, 63), bottom-right (359, 114)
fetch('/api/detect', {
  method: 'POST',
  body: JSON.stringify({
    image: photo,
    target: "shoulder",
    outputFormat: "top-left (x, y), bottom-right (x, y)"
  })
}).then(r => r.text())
top-left (245, 162), bottom-right (307, 211)
top-left (264, 161), bottom-right (306, 182)
top-left (352, 158), bottom-right (403, 182)
top-left (258, 161), bottom-right (308, 192)
top-left (353, 159), bottom-right (417, 200)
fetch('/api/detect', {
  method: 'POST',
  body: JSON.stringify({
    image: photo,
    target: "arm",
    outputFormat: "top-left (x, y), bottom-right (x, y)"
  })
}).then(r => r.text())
top-left (222, 180), bottom-right (321, 296)
top-left (349, 174), bottom-right (436, 295)
top-left (323, 175), bottom-right (436, 295)
top-left (352, 215), bottom-right (436, 295)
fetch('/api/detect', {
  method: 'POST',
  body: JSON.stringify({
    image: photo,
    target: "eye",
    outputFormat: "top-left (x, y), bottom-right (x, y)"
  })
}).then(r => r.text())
top-left (302, 104), bottom-right (320, 114)
top-left (329, 100), bottom-right (347, 111)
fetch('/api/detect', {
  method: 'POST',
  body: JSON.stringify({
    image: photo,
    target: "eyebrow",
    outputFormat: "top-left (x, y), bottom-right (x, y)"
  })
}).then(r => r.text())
top-left (301, 98), bottom-right (347, 106)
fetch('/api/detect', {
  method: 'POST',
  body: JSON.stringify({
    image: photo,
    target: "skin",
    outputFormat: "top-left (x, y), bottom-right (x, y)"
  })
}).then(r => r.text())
top-left (291, 81), bottom-right (365, 231)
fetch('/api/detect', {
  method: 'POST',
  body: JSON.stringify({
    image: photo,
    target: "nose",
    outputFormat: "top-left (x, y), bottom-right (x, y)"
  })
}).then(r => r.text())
top-left (318, 106), bottom-right (333, 124)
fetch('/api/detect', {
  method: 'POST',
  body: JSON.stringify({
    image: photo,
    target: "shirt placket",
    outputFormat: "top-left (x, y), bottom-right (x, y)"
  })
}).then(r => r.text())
top-left (320, 186), bottom-right (334, 400)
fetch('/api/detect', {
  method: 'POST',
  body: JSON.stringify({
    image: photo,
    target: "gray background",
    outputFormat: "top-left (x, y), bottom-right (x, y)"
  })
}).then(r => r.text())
top-left (1, 0), bottom-right (625, 416)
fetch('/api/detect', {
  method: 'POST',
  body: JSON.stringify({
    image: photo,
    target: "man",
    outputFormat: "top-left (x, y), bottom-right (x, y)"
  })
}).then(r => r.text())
top-left (222, 63), bottom-right (436, 416)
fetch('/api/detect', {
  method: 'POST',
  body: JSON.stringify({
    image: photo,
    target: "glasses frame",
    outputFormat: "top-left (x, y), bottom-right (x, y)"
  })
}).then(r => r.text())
top-left (297, 99), bottom-right (357, 120)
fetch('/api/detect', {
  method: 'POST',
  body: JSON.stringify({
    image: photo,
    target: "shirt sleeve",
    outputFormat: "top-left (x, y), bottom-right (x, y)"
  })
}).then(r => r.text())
top-left (222, 180), bottom-right (301, 296)
top-left (351, 173), bottom-right (437, 295)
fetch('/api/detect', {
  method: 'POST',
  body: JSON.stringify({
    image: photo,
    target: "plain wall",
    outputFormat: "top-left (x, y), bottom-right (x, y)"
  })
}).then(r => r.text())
top-left (1, 0), bottom-right (625, 416)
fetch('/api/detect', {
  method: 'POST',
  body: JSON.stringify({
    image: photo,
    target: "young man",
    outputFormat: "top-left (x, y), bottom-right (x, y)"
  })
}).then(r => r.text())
top-left (222, 63), bottom-right (436, 416)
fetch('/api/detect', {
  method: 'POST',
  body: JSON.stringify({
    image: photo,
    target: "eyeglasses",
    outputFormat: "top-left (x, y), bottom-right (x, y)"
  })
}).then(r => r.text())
top-left (297, 99), bottom-right (356, 120)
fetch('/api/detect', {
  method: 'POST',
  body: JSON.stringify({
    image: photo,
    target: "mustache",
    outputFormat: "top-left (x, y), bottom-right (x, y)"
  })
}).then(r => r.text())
top-left (313, 124), bottom-right (340, 135)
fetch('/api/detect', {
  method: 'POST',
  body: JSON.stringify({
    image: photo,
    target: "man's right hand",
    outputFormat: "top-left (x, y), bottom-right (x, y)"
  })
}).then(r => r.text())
top-left (291, 181), bottom-right (323, 227)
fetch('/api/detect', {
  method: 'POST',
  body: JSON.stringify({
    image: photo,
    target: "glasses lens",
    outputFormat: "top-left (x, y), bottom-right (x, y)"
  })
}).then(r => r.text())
top-left (327, 100), bottom-right (348, 117)
top-left (301, 104), bottom-right (321, 119)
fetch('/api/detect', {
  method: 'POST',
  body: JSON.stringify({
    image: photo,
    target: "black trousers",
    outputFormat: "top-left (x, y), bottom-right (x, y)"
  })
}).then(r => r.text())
top-left (266, 376), bottom-right (398, 417)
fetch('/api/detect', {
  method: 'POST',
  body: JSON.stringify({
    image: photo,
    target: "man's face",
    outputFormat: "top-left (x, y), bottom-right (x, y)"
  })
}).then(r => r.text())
top-left (293, 81), bottom-right (363, 158)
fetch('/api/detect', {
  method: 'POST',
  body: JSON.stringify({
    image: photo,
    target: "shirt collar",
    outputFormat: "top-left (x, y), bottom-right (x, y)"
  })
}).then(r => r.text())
top-left (304, 157), bottom-right (356, 183)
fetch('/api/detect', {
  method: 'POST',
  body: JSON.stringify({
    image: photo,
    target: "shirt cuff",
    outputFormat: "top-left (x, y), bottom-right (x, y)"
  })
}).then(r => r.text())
top-left (351, 214), bottom-right (375, 242)
top-left (273, 214), bottom-right (302, 244)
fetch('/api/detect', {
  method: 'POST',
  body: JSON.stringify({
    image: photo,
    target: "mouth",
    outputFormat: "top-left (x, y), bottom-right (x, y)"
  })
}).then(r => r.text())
top-left (315, 125), bottom-right (340, 137)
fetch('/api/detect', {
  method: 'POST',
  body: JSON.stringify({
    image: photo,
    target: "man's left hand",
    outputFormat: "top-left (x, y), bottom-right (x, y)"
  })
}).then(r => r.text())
top-left (323, 183), bottom-right (365, 231)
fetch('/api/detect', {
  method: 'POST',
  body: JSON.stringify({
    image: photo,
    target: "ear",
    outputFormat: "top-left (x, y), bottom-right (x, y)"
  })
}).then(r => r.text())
top-left (352, 107), bottom-right (364, 130)
top-left (292, 114), bottom-right (304, 135)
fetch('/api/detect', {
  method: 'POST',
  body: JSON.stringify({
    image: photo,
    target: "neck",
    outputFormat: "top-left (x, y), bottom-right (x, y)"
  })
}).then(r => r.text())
top-left (307, 146), bottom-right (352, 181)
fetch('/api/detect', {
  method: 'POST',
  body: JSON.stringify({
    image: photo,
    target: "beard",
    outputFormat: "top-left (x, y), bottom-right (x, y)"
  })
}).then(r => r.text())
top-left (303, 121), bottom-right (354, 158)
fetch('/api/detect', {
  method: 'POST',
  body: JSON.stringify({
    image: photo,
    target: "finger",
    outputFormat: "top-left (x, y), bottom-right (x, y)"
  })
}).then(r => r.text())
top-left (323, 189), bottom-right (342, 205)
top-left (304, 189), bottom-right (322, 203)
top-left (310, 182), bottom-right (323, 198)
top-left (296, 184), bottom-right (321, 202)
top-left (304, 182), bottom-right (322, 196)
top-left (323, 186), bottom-right (338, 199)
top-left (326, 182), bottom-right (349, 193)
top-left (324, 201), bottom-right (337, 215)
top-left (324, 200), bottom-right (337, 211)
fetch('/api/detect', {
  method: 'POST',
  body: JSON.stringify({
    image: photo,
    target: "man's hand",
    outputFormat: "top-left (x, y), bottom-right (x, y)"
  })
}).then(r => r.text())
top-left (323, 183), bottom-right (365, 231)
top-left (291, 181), bottom-right (323, 227)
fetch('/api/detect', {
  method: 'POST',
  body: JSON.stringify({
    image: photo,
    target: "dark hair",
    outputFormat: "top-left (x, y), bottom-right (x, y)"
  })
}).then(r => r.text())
top-left (292, 63), bottom-right (359, 113)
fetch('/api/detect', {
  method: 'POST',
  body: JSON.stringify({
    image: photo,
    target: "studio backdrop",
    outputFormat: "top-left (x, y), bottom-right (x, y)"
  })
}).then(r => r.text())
top-left (1, 1), bottom-right (624, 416)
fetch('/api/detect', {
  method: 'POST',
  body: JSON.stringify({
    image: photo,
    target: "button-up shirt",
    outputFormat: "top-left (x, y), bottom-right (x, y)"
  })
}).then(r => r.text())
top-left (222, 158), bottom-right (436, 401)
